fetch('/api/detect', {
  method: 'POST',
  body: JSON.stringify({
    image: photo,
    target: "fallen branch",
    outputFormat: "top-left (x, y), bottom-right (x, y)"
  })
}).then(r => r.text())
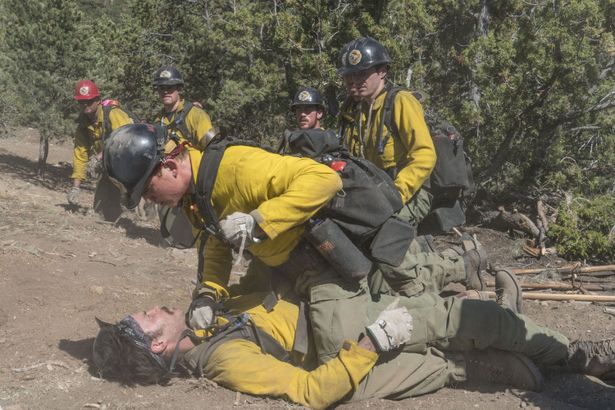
top-left (481, 291), bottom-right (615, 302)
top-left (480, 207), bottom-right (540, 238)
top-left (484, 280), bottom-right (615, 292)
top-left (509, 264), bottom-right (615, 276)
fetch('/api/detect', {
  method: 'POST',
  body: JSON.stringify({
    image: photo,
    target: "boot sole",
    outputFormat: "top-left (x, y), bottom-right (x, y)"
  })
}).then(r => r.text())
top-left (509, 351), bottom-right (545, 392)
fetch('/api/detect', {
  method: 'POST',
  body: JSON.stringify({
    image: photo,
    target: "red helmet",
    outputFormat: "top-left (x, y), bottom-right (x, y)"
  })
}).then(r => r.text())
top-left (74, 80), bottom-right (100, 101)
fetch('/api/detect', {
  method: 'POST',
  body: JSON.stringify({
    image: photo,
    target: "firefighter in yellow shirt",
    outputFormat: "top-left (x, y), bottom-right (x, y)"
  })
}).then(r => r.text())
top-left (92, 287), bottom-right (615, 409)
top-left (67, 79), bottom-right (135, 220)
top-left (152, 66), bottom-right (217, 150)
top-left (338, 37), bottom-right (435, 226)
top-left (291, 86), bottom-right (326, 130)
top-left (151, 66), bottom-right (219, 247)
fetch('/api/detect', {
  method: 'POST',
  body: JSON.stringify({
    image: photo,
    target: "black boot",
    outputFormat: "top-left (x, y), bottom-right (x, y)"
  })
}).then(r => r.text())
top-left (462, 348), bottom-right (544, 391)
top-left (567, 338), bottom-right (615, 379)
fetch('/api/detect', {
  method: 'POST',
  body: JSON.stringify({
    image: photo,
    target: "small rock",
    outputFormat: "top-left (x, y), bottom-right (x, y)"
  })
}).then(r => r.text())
top-left (90, 286), bottom-right (103, 295)
top-left (540, 301), bottom-right (549, 306)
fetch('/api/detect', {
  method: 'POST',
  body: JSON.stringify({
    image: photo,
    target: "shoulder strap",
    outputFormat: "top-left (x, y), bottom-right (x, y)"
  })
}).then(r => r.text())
top-left (337, 96), bottom-right (356, 141)
top-left (377, 86), bottom-right (403, 154)
top-left (191, 136), bottom-right (230, 244)
top-left (191, 137), bottom-right (262, 245)
top-left (192, 314), bottom-right (291, 377)
top-left (173, 102), bottom-right (194, 143)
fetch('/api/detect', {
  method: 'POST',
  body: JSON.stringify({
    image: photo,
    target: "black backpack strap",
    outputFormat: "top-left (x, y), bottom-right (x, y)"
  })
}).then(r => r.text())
top-left (377, 86), bottom-right (403, 154)
top-left (191, 137), bottom-right (230, 244)
top-left (172, 101), bottom-right (194, 143)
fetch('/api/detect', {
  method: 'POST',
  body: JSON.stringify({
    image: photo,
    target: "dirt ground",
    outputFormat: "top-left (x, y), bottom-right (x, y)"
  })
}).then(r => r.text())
top-left (0, 128), bottom-right (614, 410)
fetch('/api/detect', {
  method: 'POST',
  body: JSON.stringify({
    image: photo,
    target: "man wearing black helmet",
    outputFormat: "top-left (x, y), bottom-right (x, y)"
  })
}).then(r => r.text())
top-left (153, 66), bottom-right (217, 151)
top-left (291, 86), bottom-right (326, 130)
top-left (152, 66), bottom-right (219, 247)
top-left (337, 37), bottom-right (487, 299)
top-left (337, 37), bottom-right (434, 228)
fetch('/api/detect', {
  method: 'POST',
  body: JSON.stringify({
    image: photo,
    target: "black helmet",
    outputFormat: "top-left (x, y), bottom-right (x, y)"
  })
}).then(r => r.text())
top-left (152, 66), bottom-right (184, 87)
top-left (103, 123), bottom-right (167, 209)
top-left (290, 87), bottom-right (326, 111)
top-left (337, 37), bottom-right (392, 76)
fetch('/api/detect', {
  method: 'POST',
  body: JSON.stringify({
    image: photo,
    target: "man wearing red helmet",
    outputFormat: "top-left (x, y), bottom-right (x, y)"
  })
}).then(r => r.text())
top-left (68, 79), bottom-right (135, 216)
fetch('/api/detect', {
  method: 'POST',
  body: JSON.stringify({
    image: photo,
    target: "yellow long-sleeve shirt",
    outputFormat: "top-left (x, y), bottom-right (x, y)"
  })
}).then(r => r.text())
top-left (182, 296), bottom-right (378, 410)
top-left (342, 89), bottom-right (436, 204)
top-left (71, 104), bottom-right (134, 181)
top-left (155, 99), bottom-right (215, 151)
top-left (181, 146), bottom-right (343, 300)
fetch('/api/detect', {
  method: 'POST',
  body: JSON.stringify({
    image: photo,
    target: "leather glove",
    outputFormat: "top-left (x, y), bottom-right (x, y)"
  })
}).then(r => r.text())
top-left (87, 156), bottom-right (103, 180)
top-left (219, 212), bottom-right (261, 248)
top-left (187, 295), bottom-right (218, 330)
top-left (365, 298), bottom-right (413, 352)
top-left (67, 186), bottom-right (80, 205)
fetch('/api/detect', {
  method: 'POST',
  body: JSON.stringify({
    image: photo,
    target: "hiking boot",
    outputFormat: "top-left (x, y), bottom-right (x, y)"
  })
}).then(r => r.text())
top-left (567, 338), bottom-right (615, 379)
top-left (463, 247), bottom-right (488, 291)
top-left (462, 348), bottom-right (544, 391)
top-left (495, 269), bottom-right (523, 314)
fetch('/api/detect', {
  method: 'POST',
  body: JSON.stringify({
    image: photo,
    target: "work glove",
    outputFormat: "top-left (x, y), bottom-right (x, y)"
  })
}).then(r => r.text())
top-left (187, 295), bottom-right (217, 330)
top-left (67, 186), bottom-right (80, 205)
top-left (219, 212), bottom-right (261, 249)
top-left (87, 155), bottom-right (103, 180)
top-left (365, 298), bottom-right (413, 352)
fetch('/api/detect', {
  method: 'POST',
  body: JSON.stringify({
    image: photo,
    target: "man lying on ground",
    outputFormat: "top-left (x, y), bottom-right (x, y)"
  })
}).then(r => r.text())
top-left (92, 272), bottom-right (615, 410)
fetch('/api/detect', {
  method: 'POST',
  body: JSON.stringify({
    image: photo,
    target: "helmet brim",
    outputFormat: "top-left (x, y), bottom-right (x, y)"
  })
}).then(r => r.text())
top-left (153, 79), bottom-right (184, 87)
top-left (123, 157), bottom-right (160, 210)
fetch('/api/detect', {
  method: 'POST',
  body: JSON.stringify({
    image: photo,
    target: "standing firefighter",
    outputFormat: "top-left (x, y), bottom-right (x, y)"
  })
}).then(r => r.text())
top-left (291, 87), bottom-right (326, 130)
top-left (337, 37), bottom-right (435, 227)
top-left (152, 66), bottom-right (219, 247)
top-left (67, 79), bottom-right (136, 220)
top-left (153, 66), bottom-right (217, 150)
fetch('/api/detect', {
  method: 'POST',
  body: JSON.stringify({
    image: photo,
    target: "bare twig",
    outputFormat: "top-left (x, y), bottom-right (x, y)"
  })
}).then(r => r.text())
top-left (510, 264), bottom-right (615, 276)
top-left (480, 291), bottom-right (615, 302)
top-left (12, 360), bottom-right (69, 372)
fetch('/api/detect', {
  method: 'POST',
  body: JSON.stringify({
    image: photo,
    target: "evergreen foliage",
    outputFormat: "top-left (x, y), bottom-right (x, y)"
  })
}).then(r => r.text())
top-left (0, 0), bottom-right (612, 260)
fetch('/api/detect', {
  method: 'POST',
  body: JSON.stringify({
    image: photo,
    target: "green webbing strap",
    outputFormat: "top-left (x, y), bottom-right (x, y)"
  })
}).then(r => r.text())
top-left (291, 300), bottom-right (310, 356)
top-left (172, 101), bottom-right (194, 144)
top-left (193, 315), bottom-right (291, 377)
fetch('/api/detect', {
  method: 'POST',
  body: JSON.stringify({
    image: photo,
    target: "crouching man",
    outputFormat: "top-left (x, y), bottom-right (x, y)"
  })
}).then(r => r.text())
top-left (93, 290), bottom-right (615, 409)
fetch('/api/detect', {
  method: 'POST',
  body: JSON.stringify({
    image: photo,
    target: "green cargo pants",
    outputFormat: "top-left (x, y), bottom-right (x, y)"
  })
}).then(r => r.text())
top-left (309, 280), bottom-right (569, 370)
top-left (277, 241), bottom-right (469, 363)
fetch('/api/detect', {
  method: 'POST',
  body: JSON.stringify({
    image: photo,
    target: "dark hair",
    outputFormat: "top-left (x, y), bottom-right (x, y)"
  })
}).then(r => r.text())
top-left (92, 324), bottom-right (170, 386)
